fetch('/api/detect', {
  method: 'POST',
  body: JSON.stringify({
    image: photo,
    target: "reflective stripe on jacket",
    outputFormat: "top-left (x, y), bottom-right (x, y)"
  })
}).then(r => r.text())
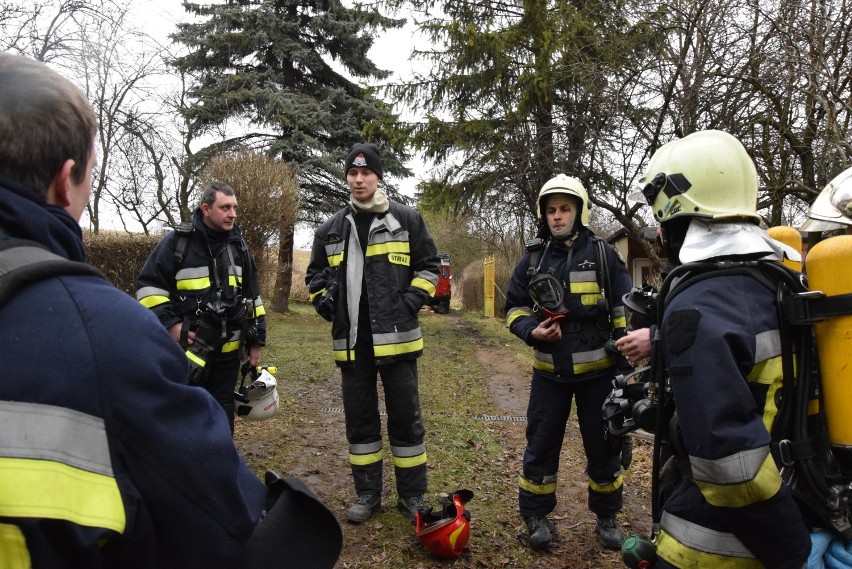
top-left (135, 210), bottom-right (266, 349)
top-left (504, 229), bottom-right (631, 382)
top-left (305, 201), bottom-right (439, 365)
top-left (657, 271), bottom-right (810, 569)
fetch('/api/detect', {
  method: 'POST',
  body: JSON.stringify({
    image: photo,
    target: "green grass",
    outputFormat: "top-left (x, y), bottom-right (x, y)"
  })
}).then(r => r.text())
top-left (235, 304), bottom-right (626, 568)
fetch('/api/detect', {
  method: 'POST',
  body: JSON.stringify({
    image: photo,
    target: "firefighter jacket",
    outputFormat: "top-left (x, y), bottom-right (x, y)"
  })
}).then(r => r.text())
top-left (136, 209), bottom-right (266, 355)
top-left (505, 228), bottom-right (632, 382)
top-left (0, 176), bottom-right (267, 567)
top-left (656, 270), bottom-right (810, 569)
top-left (305, 200), bottom-right (439, 365)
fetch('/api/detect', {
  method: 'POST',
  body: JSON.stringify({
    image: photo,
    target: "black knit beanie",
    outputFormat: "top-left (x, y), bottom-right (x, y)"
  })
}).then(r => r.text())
top-left (344, 143), bottom-right (383, 180)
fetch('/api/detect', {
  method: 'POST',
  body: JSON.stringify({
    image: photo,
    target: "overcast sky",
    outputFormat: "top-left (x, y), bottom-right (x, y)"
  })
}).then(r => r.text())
top-left (135, 1), bottom-right (429, 248)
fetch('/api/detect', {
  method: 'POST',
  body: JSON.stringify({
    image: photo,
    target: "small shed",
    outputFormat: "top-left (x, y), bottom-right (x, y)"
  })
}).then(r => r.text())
top-left (605, 227), bottom-right (667, 288)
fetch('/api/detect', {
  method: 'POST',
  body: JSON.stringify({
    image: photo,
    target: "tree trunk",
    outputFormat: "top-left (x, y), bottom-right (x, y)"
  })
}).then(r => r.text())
top-left (272, 222), bottom-right (295, 313)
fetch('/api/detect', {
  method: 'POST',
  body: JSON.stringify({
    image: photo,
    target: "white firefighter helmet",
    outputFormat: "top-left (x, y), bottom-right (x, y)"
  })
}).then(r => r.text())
top-left (537, 174), bottom-right (590, 226)
top-left (638, 130), bottom-right (761, 224)
top-left (800, 165), bottom-right (852, 232)
top-left (234, 367), bottom-right (280, 421)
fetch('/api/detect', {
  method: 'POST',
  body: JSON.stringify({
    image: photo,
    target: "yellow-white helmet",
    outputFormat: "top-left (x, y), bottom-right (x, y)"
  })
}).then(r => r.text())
top-left (537, 174), bottom-right (590, 226)
top-left (800, 165), bottom-right (852, 231)
top-left (638, 130), bottom-right (761, 224)
top-left (234, 366), bottom-right (280, 421)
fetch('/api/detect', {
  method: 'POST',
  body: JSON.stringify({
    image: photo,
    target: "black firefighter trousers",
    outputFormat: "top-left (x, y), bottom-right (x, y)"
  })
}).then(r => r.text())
top-left (204, 352), bottom-right (242, 434)
top-left (341, 341), bottom-right (427, 499)
top-left (519, 373), bottom-right (623, 519)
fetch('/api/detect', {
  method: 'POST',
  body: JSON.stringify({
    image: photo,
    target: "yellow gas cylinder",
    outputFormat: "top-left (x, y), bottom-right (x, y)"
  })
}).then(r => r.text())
top-left (768, 226), bottom-right (803, 271)
top-left (806, 235), bottom-right (852, 448)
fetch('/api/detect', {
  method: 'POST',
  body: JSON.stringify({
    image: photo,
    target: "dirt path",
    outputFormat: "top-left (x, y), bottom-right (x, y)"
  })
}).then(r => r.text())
top-left (243, 313), bottom-right (653, 568)
top-left (459, 317), bottom-right (654, 567)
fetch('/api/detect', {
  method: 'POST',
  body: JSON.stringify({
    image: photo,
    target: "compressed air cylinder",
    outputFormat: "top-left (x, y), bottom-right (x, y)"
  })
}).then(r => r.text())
top-left (806, 235), bottom-right (852, 448)
top-left (768, 226), bottom-right (803, 271)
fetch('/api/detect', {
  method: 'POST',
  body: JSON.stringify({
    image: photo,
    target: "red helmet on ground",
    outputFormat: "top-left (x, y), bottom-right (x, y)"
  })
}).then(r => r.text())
top-left (415, 490), bottom-right (473, 559)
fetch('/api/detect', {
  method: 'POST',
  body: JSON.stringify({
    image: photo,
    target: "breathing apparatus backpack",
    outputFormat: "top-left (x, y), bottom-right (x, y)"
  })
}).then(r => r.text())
top-left (635, 240), bottom-right (852, 546)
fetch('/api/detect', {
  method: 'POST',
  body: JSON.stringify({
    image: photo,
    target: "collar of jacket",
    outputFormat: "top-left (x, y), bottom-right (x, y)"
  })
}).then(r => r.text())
top-left (0, 174), bottom-right (87, 262)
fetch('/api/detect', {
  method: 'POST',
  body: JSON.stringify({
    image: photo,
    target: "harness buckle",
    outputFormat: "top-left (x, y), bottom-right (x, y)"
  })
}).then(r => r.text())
top-left (782, 291), bottom-right (828, 325)
top-left (777, 439), bottom-right (794, 467)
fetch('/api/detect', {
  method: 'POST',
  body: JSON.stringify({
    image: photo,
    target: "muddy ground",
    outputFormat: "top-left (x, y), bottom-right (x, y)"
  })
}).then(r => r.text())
top-left (237, 313), bottom-right (654, 568)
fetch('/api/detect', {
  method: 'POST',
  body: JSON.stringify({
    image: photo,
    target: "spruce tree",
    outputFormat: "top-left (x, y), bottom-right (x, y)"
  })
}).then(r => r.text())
top-left (171, 0), bottom-right (410, 220)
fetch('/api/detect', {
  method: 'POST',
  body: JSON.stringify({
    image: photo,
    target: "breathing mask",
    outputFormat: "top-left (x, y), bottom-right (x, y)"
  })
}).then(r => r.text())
top-left (528, 268), bottom-right (570, 320)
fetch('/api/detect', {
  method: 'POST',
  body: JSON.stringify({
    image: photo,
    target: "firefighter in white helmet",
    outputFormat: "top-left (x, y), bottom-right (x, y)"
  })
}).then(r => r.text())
top-left (504, 173), bottom-right (633, 551)
top-left (800, 165), bottom-right (852, 235)
top-left (638, 130), bottom-right (809, 569)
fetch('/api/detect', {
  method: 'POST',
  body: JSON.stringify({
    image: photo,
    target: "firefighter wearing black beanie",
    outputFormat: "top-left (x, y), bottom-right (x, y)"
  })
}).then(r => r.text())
top-left (344, 143), bottom-right (383, 180)
top-left (307, 139), bottom-right (441, 527)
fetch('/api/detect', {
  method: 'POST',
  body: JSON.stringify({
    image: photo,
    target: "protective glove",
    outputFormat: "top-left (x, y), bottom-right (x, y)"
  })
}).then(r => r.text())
top-left (809, 529), bottom-right (833, 569)
top-left (316, 281), bottom-right (337, 322)
top-left (402, 291), bottom-right (424, 315)
top-left (826, 536), bottom-right (852, 569)
top-left (309, 267), bottom-right (338, 322)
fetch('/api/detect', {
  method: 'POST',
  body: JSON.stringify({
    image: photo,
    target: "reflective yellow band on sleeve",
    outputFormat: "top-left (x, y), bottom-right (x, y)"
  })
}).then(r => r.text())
top-left (657, 513), bottom-right (760, 568)
top-left (0, 457), bottom-right (125, 532)
top-left (506, 307), bottom-right (533, 327)
top-left (694, 452), bottom-right (782, 508)
top-left (186, 350), bottom-right (206, 367)
top-left (411, 277), bottom-right (436, 296)
top-left (333, 349), bottom-right (355, 362)
top-left (139, 295), bottom-right (170, 308)
top-left (328, 253), bottom-right (343, 267)
top-left (0, 524), bottom-right (30, 569)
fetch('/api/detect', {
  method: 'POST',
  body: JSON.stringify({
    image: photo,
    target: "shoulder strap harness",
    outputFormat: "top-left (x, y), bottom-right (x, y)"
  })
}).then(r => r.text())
top-left (172, 221), bottom-right (194, 270)
top-left (650, 259), bottom-right (852, 539)
top-left (0, 239), bottom-right (107, 308)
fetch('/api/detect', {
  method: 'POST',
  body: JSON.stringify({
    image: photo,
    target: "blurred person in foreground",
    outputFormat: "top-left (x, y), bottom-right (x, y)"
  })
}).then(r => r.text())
top-left (0, 52), bottom-right (339, 569)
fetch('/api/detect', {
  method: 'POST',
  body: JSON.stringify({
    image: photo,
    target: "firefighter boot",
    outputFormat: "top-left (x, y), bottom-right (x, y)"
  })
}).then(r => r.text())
top-left (596, 515), bottom-right (623, 550)
top-left (524, 516), bottom-right (555, 550)
top-left (396, 495), bottom-right (427, 522)
top-left (347, 494), bottom-right (381, 524)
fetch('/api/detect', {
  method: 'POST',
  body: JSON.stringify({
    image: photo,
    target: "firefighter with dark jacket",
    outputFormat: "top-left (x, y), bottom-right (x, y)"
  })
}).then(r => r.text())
top-left (504, 174), bottom-right (633, 551)
top-left (0, 52), bottom-right (341, 569)
top-left (639, 130), bottom-right (811, 568)
top-left (305, 143), bottom-right (440, 525)
top-left (136, 181), bottom-right (266, 431)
